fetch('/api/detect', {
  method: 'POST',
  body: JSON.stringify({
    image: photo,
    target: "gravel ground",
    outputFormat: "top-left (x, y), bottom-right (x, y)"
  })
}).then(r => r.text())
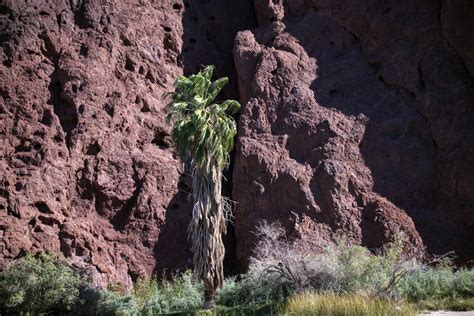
top-left (419, 311), bottom-right (474, 315)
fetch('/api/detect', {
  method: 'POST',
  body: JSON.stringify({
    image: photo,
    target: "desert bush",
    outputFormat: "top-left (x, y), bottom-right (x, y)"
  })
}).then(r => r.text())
top-left (282, 293), bottom-right (416, 316)
top-left (88, 271), bottom-right (280, 314)
top-left (241, 221), bottom-right (474, 312)
top-left (395, 262), bottom-right (474, 302)
top-left (330, 233), bottom-right (417, 296)
top-left (0, 252), bottom-right (204, 315)
top-left (87, 234), bottom-right (472, 314)
top-left (215, 276), bottom-right (250, 305)
top-left (215, 222), bottom-right (318, 306)
top-left (245, 221), bottom-right (414, 298)
top-left (142, 270), bottom-right (203, 313)
top-left (0, 252), bottom-right (85, 314)
top-left (94, 292), bottom-right (140, 316)
top-left (247, 221), bottom-right (331, 294)
top-left (85, 271), bottom-right (203, 315)
top-left (216, 274), bottom-right (286, 307)
top-left (2, 237), bottom-right (472, 315)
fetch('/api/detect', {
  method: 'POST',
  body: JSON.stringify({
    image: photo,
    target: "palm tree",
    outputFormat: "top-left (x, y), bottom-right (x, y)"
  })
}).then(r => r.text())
top-left (166, 66), bottom-right (240, 309)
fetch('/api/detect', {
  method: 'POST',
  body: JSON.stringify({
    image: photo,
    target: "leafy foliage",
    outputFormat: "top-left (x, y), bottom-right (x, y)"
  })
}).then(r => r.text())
top-left (79, 271), bottom-right (203, 315)
top-left (395, 262), bottom-right (474, 302)
top-left (140, 270), bottom-right (203, 313)
top-left (216, 274), bottom-right (287, 307)
top-left (0, 252), bottom-right (85, 314)
top-left (166, 65), bottom-right (240, 170)
top-left (243, 222), bottom-right (413, 298)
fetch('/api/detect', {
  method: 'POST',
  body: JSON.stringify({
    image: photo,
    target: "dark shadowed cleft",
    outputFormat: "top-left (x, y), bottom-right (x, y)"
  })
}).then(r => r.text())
top-left (0, 5), bottom-right (14, 21)
top-left (104, 102), bottom-right (114, 117)
top-left (86, 141), bottom-right (101, 155)
top-left (47, 81), bottom-right (78, 149)
top-left (35, 202), bottom-right (53, 214)
top-left (120, 34), bottom-right (132, 46)
top-left (125, 56), bottom-right (136, 71)
top-left (41, 109), bottom-right (54, 126)
top-left (141, 102), bottom-right (151, 112)
top-left (79, 44), bottom-right (89, 56)
top-left (152, 130), bottom-right (172, 149)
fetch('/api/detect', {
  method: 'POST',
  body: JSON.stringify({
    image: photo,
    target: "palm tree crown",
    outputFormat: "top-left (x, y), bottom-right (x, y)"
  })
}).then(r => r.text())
top-left (166, 65), bottom-right (240, 170)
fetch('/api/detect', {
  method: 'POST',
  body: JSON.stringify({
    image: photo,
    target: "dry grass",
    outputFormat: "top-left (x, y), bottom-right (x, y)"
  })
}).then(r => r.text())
top-left (282, 293), bottom-right (417, 316)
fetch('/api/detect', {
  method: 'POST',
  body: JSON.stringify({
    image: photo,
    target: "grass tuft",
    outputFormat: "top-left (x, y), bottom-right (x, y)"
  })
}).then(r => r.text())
top-left (283, 293), bottom-right (417, 316)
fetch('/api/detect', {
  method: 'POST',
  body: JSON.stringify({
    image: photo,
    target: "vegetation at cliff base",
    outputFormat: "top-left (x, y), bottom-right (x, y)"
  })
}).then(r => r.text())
top-left (0, 252), bottom-right (85, 314)
top-left (1, 225), bottom-right (473, 315)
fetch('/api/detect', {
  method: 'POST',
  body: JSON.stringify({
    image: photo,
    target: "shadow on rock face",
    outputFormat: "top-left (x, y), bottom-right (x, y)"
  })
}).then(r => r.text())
top-left (173, 0), bottom-right (257, 276)
top-left (289, 11), bottom-right (436, 243)
top-left (232, 2), bottom-right (474, 267)
top-left (154, 173), bottom-right (193, 278)
top-left (180, 0), bottom-right (256, 101)
top-left (288, 8), bottom-right (473, 259)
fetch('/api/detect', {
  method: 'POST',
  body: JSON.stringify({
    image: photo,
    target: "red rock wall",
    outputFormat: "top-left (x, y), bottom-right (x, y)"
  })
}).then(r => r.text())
top-left (0, 0), bottom-right (254, 287)
top-left (0, 0), bottom-right (472, 287)
top-left (233, 0), bottom-right (474, 267)
top-left (0, 0), bottom-right (191, 289)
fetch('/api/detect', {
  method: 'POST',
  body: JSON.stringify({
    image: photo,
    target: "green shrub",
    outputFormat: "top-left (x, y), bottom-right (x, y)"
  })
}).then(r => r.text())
top-left (215, 276), bottom-right (246, 305)
top-left (2, 242), bottom-right (472, 315)
top-left (0, 252), bottom-right (85, 314)
top-left (245, 222), bottom-right (413, 299)
top-left (81, 271), bottom-right (203, 315)
top-left (239, 221), bottom-right (474, 312)
top-left (214, 223), bottom-right (413, 308)
top-left (395, 263), bottom-right (474, 302)
top-left (96, 292), bottom-right (140, 316)
top-left (142, 270), bottom-right (203, 314)
top-left (216, 274), bottom-right (286, 307)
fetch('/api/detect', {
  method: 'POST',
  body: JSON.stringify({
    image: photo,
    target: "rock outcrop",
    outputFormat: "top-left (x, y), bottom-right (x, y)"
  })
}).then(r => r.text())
top-left (0, 0), bottom-right (191, 289)
top-left (233, 0), bottom-right (474, 266)
top-left (0, 0), bottom-right (254, 288)
top-left (0, 0), bottom-right (473, 287)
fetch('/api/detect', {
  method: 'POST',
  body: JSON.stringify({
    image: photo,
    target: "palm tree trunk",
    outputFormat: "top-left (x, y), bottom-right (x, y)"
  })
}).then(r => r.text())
top-left (188, 160), bottom-right (226, 309)
top-left (203, 279), bottom-right (216, 309)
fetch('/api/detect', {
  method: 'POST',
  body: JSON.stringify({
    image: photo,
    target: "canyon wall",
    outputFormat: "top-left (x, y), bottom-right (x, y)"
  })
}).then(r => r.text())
top-left (0, 0), bottom-right (472, 288)
top-left (0, 0), bottom-right (254, 288)
top-left (233, 0), bottom-right (474, 266)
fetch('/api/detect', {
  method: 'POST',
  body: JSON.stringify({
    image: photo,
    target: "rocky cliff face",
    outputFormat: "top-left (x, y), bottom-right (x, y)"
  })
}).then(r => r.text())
top-left (0, 0), bottom-right (190, 289)
top-left (0, 0), bottom-right (472, 288)
top-left (0, 0), bottom-right (254, 288)
top-left (233, 0), bottom-right (474, 266)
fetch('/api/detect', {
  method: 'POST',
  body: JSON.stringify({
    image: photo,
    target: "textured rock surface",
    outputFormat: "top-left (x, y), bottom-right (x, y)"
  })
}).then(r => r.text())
top-left (233, 0), bottom-right (474, 267)
top-left (0, 0), bottom-right (254, 287)
top-left (0, 0), bottom-right (473, 287)
top-left (0, 0), bottom-right (190, 289)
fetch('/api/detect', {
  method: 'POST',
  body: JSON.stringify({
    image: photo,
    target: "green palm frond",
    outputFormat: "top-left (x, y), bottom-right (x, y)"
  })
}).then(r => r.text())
top-left (206, 77), bottom-right (228, 105)
top-left (166, 65), bottom-right (240, 171)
